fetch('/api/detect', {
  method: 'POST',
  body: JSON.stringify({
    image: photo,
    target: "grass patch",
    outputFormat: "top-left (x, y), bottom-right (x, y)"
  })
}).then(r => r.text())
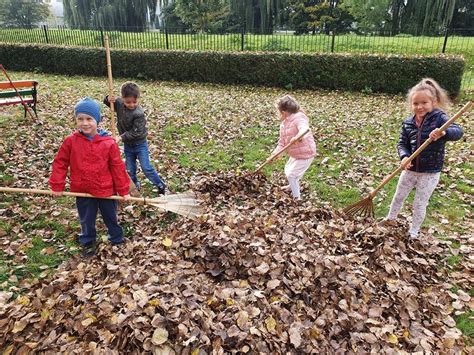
top-left (445, 255), bottom-right (463, 268)
top-left (0, 212), bottom-right (78, 291)
top-left (455, 311), bottom-right (474, 340)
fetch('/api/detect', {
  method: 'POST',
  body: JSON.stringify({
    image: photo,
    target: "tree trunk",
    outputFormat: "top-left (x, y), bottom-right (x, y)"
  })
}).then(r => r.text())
top-left (391, 0), bottom-right (403, 35)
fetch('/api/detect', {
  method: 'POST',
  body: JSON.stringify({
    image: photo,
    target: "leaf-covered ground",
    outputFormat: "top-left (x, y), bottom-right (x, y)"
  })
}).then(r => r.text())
top-left (0, 72), bottom-right (472, 352)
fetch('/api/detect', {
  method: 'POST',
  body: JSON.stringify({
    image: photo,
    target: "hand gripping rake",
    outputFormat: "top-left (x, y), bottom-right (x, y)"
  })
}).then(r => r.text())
top-left (343, 101), bottom-right (472, 218)
top-left (253, 128), bottom-right (310, 174)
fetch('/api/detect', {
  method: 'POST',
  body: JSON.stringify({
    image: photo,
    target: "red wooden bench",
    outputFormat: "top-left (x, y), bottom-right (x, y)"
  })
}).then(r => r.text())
top-left (0, 80), bottom-right (38, 117)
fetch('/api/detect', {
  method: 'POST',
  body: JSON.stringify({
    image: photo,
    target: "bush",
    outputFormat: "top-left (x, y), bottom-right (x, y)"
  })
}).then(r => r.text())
top-left (0, 43), bottom-right (465, 96)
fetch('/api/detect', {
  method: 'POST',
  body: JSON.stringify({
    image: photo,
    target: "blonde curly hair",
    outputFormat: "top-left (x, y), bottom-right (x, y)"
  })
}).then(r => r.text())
top-left (407, 78), bottom-right (451, 111)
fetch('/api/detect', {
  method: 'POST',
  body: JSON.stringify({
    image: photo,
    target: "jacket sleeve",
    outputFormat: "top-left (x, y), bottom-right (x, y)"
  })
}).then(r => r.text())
top-left (396, 123), bottom-right (411, 160)
top-left (103, 96), bottom-right (123, 112)
top-left (295, 115), bottom-right (310, 133)
top-left (49, 138), bottom-right (71, 192)
top-left (438, 112), bottom-right (464, 141)
top-left (109, 142), bottom-right (130, 196)
top-left (103, 95), bottom-right (111, 107)
top-left (120, 112), bottom-right (147, 141)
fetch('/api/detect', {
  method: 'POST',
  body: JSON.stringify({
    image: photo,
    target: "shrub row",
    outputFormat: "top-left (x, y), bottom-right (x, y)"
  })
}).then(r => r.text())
top-left (0, 43), bottom-right (465, 95)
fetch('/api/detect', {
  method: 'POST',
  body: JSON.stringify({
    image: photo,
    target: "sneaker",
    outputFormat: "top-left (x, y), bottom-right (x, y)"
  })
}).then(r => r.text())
top-left (409, 231), bottom-right (419, 239)
top-left (111, 238), bottom-right (125, 246)
top-left (81, 242), bottom-right (97, 258)
top-left (157, 185), bottom-right (167, 196)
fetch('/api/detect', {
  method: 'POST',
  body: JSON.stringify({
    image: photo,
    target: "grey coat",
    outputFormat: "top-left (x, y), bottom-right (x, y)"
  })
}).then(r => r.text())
top-left (104, 96), bottom-right (147, 145)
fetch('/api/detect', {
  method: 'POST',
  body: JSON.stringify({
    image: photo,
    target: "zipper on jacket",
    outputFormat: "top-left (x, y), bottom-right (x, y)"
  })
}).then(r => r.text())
top-left (415, 115), bottom-right (428, 172)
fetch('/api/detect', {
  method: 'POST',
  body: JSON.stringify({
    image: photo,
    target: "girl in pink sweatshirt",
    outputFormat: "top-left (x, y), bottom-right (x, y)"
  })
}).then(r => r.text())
top-left (272, 95), bottom-right (316, 200)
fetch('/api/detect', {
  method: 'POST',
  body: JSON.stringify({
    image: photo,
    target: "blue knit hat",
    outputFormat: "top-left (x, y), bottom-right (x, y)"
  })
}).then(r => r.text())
top-left (74, 97), bottom-right (101, 123)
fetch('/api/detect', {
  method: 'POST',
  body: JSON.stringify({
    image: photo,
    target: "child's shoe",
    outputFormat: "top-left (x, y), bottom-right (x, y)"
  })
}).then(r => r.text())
top-left (409, 231), bottom-right (419, 239)
top-left (81, 242), bottom-right (97, 258)
top-left (157, 185), bottom-right (167, 196)
top-left (111, 238), bottom-right (126, 246)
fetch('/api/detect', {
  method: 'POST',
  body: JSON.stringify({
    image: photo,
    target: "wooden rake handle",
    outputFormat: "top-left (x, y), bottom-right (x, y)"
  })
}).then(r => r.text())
top-left (0, 64), bottom-right (37, 121)
top-left (103, 37), bottom-right (141, 197)
top-left (254, 128), bottom-right (310, 174)
top-left (0, 186), bottom-right (166, 206)
top-left (370, 101), bottom-right (472, 198)
top-left (104, 35), bottom-right (116, 138)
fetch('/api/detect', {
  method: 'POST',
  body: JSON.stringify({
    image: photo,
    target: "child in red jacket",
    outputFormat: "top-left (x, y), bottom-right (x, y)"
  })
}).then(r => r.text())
top-left (49, 98), bottom-right (130, 257)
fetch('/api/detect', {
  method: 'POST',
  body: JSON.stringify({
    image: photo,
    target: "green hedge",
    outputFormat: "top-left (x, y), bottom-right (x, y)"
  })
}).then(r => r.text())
top-left (0, 43), bottom-right (465, 95)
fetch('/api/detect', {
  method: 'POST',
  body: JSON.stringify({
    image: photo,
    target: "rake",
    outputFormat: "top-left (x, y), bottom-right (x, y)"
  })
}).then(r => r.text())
top-left (0, 187), bottom-right (202, 220)
top-left (104, 34), bottom-right (140, 196)
top-left (104, 35), bottom-right (117, 138)
top-left (253, 128), bottom-right (310, 174)
top-left (0, 64), bottom-right (37, 121)
top-left (343, 101), bottom-right (472, 218)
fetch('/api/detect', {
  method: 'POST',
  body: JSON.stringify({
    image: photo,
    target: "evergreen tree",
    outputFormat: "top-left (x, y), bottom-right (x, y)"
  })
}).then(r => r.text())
top-left (173, 0), bottom-right (230, 32)
top-left (306, 0), bottom-right (353, 33)
top-left (286, 0), bottom-right (353, 34)
top-left (0, 0), bottom-right (50, 28)
top-left (343, 0), bottom-right (390, 32)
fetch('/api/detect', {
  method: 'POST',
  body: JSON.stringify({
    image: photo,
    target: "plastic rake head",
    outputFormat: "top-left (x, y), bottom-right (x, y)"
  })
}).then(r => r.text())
top-left (149, 192), bottom-right (203, 220)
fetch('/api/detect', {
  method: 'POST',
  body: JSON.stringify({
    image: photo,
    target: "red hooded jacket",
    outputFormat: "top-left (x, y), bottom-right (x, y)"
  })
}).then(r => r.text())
top-left (49, 131), bottom-right (130, 197)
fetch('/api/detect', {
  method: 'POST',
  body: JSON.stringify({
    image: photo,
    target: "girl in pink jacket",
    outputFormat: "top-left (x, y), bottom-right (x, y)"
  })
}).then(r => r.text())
top-left (272, 95), bottom-right (316, 200)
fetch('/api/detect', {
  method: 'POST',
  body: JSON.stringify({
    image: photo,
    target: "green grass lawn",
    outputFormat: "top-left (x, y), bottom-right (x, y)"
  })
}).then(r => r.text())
top-left (1, 28), bottom-right (472, 89)
top-left (0, 71), bottom-right (472, 339)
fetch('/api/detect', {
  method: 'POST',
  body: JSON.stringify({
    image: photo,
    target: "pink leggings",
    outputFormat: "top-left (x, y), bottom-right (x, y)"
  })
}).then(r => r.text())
top-left (387, 170), bottom-right (440, 237)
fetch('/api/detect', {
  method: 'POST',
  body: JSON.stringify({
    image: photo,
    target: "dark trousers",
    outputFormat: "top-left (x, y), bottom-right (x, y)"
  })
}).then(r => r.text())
top-left (76, 197), bottom-right (123, 245)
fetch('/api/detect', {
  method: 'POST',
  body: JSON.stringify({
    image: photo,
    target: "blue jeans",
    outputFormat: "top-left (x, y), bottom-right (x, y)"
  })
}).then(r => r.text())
top-left (124, 141), bottom-right (165, 189)
top-left (76, 197), bottom-right (123, 245)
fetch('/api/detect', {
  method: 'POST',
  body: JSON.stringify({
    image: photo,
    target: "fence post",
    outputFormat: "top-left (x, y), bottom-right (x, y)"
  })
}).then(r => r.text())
top-left (165, 26), bottom-right (169, 50)
top-left (241, 25), bottom-right (245, 51)
top-left (442, 26), bottom-right (449, 53)
top-left (43, 24), bottom-right (49, 44)
top-left (331, 31), bottom-right (335, 52)
top-left (100, 28), bottom-right (105, 47)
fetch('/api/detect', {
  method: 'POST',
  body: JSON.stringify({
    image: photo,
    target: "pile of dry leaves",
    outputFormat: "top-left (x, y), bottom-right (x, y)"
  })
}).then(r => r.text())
top-left (0, 172), bottom-right (471, 353)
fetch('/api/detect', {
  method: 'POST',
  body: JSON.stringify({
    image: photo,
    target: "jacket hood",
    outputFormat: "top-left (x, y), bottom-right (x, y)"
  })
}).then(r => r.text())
top-left (74, 129), bottom-right (111, 141)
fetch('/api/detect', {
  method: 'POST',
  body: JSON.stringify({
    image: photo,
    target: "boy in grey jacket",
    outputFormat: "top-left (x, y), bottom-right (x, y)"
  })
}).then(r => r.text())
top-left (104, 82), bottom-right (166, 195)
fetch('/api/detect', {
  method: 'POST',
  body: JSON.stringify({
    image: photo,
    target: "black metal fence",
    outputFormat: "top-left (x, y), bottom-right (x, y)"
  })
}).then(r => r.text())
top-left (0, 25), bottom-right (472, 89)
